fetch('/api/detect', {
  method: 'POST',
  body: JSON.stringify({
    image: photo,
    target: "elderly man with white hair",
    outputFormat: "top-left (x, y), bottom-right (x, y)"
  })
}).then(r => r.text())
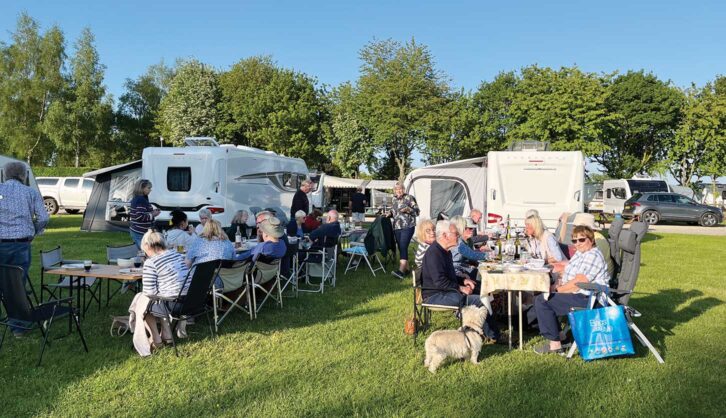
top-left (309, 210), bottom-right (341, 247)
top-left (0, 161), bottom-right (49, 336)
top-left (287, 210), bottom-right (307, 237)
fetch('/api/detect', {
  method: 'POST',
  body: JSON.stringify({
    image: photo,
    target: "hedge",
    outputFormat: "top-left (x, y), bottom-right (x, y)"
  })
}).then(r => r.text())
top-left (32, 167), bottom-right (96, 177)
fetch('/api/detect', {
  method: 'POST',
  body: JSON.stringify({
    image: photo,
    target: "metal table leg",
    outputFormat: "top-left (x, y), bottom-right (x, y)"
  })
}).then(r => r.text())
top-left (507, 291), bottom-right (512, 350)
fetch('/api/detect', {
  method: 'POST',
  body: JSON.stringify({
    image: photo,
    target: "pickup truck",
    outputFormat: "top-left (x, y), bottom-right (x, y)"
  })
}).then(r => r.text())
top-left (36, 177), bottom-right (95, 215)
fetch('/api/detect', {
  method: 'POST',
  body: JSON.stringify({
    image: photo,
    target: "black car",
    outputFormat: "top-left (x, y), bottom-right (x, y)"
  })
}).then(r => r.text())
top-left (622, 192), bottom-right (723, 226)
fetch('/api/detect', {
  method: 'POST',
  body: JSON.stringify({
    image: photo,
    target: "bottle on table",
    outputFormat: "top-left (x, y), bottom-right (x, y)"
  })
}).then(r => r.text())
top-left (514, 233), bottom-right (521, 260)
top-left (505, 214), bottom-right (511, 240)
top-left (235, 226), bottom-right (242, 248)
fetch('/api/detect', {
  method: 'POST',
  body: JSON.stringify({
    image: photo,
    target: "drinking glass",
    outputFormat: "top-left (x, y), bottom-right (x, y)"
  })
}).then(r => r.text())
top-left (177, 244), bottom-right (185, 253)
top-left (133, 257), bottom-right (142, 268)
top-left (83, 260), bottom-right (92, 272)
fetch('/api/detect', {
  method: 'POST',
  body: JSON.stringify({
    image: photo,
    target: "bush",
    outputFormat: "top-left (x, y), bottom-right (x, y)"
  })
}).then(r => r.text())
top-left (32, 166), bottom-right (96, 177)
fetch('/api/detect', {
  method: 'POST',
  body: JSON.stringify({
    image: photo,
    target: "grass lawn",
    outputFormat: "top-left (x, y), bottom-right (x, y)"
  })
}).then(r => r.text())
top-left (0, 215), bottom-right (724, 417)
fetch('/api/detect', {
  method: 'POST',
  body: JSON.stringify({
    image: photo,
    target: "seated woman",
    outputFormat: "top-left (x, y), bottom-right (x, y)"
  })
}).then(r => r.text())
top-left (138, 230), bottom-right (189, 346)
top-left (413, 218), bottom-right (436, 269)
top-left (166, 210), bottom-right (194, 251)
top-left (287, 210), bottom-right (306, 238)
top-left (303, 209), bottom-right (323, 233)
top-left (235, 217), bottom-right (287, 263)
top-left (524, 213), bottom-right (566, 264)
top-left (225, 210), bottom-right (250, 242)
top-left (194, 208), bottom-right (212, 235)
top-left (186, 219), bottom-right (234, 267)
top-left (449, 216), bottom-right (489, 280)
top-left (533, 225), bottom-right (609, 355)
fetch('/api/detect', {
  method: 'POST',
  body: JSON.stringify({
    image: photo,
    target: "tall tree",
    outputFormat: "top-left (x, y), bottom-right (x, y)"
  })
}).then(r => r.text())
top-left (596, 71), bottom-right (684, 178)
top-left (508, 65), bottom-right (610, 157)
top-left (45, 28), bottom-right (112, 167)
top-left (327, 82), bottom-right (374, 176)
top-left (354, 38), bottom-right (450, 182)
top-left (217, 56), bottom-right (331, 168)
top-left (0, 13), bottom-right (65, 163)
top-left (157, 60), bottom-right (220, 145)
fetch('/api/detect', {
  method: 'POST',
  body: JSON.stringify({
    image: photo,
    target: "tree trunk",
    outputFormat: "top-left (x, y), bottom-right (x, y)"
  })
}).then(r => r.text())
top-left (75, 141), bottom-right (80, 168)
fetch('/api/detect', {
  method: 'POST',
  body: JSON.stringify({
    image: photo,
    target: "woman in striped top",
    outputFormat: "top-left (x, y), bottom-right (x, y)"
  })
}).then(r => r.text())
top-left (129, 179), bottom-right (160, 249)
top-left (413, 219), bottom-right (436, 269)
top-left (139, 230), bottom-right (189, 346)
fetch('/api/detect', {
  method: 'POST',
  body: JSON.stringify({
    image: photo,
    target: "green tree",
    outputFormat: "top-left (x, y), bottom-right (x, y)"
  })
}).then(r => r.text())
top-left (158, 60), bottom-right (220, 145)
top-left (596, 71), bottom-right (684, 178)
top-left (217, 56), bottom-right (331, 168)
top-left (0, 13), bottom-right (65, 163)
top-left (45, 28), bottom-right (112, 167)
top-left (354, 38), bottom-right (450, 182)
top-left (508, 65), bottom-right (609, 157)
top-left (326, 82), bottom-right (374, 177)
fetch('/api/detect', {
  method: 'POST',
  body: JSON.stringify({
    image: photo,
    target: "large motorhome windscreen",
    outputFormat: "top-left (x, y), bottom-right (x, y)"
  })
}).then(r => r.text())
top-left (167, 167), bottom-right (191, 192)
top-left (626, 180), bottom-right (668, 194)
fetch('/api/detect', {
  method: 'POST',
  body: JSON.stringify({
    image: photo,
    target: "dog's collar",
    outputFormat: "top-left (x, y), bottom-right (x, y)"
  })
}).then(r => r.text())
top-left (460, 325), bottom-right (485, 349)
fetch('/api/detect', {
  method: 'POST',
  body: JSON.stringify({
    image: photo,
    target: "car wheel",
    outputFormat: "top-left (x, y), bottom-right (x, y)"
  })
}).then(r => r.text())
top-left (43, 197), bottom-right (58, 215)
top-left (65, 209), bottom-right (80, 214)
top-left (700, 212), bottom-right (718, 227)
top-left (641, 210), bottom-right (660, 225)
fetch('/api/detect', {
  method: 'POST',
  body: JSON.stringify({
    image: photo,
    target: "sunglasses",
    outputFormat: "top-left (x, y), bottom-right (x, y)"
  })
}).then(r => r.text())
top-left (571, 237), bottom-right (588, 244)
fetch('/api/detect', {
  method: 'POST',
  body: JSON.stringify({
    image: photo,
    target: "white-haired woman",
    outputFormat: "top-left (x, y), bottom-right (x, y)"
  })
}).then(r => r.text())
top-left (524, 213), bottom-right (565, 264)
top-left (389, 182), bottom-right (420, 279)
top-left (129, 179), bottom-right (160, 249)
top-left (194, 208), bottom-right (213, 235)
top-left (287, 210), bottom-right (307, 238)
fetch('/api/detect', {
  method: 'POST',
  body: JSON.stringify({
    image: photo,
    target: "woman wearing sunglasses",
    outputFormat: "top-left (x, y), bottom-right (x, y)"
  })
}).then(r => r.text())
top-left (532, 225), bottom-right (609, 355)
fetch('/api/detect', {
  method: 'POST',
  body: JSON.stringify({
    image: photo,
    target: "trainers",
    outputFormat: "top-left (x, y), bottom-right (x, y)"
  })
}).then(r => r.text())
top-left (533, 342), bottom-right (565, 355)
top-left (12, 329), bottom-right (32, 338)
top-left (391, 270), bottom-right (404, 280)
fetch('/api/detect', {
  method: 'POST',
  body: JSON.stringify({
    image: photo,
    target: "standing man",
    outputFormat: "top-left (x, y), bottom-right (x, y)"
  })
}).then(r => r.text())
top-left (0, 162), bottom-right (49, 335)
top-left (349, 187), bottom-right (367, 227)
top-left (291, 180), bottom-right (312, 220)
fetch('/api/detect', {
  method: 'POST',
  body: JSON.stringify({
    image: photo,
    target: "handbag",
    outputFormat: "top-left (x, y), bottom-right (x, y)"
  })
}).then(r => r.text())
top-left (567, 305), bottom-right (634, 361)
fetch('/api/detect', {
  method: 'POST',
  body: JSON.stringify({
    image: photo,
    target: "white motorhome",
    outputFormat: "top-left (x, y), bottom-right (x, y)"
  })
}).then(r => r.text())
top-left (486, 149), bottom-right (584, 229)
top-left (142, 138), bottom-right (309, 228)
top-left (0, 154), bottom-right (39, 194)
top-left (602, 178), bottom-right (669, 215)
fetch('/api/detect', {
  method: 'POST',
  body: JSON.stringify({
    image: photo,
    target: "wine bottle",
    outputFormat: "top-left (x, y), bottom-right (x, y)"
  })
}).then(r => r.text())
top-left (514, 233), bottom-right (521, 260)
top-left (497, 236), bottom-right (503, 258)
top-left (505, 214), bottom-right (511, 240)
top-left (235, 226), bottom-right (242, 247)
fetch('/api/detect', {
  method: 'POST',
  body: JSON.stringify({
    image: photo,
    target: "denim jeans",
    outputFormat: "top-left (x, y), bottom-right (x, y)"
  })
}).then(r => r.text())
top-left (534, 292), bottom-right (590, 341)
top-left (394, 226), bottom-right (415, 261)
top-left (0, 241), bottom-right (33, 331)
top-left (424, 290), bottom-right (500, 339)
top-left (130, 230), bottom-right (145, 250)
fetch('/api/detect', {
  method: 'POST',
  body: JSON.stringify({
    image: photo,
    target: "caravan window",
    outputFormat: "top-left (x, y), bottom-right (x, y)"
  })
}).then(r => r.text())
top-left (282, 173), bottom-right (297, 189)
top-left (430, 180), bottom-right (467, 218)
top-left (612, 188), bottom-right (627, 199)
top-left (627, 180), bottom-right (668, 194)
top-left (167, 167), bottom-right (191, 192)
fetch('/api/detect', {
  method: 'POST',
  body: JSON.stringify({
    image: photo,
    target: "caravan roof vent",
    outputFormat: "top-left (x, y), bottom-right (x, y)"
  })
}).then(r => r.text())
top-left (508, 141), bottom-right (549, 151)
top-left (183, 137), bottom-right (219, 147)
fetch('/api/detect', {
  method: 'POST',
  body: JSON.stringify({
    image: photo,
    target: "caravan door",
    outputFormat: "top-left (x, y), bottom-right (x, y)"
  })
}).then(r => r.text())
top-left (407, 177), bottom-right (470, 219)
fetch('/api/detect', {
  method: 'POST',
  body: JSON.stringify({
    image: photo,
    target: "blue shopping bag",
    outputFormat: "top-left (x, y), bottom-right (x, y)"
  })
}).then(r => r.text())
top-left (568, 305), bottom-right (635, 361)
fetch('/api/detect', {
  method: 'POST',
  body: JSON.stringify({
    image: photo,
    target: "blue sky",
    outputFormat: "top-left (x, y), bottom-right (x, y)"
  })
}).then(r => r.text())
top-left (2, 0), bottom-right (724, 99)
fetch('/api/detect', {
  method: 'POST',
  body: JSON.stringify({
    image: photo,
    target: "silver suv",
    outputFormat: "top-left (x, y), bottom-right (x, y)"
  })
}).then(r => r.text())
top-left (622, 192), bottom-right (723, 226)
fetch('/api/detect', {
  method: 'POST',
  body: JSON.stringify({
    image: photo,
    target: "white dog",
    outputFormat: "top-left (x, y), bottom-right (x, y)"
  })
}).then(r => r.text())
top-left (423, 306), bottom-right (488, 373)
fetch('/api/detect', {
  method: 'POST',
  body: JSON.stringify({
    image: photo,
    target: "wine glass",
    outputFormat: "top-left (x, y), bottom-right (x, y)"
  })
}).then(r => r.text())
top-left (83, 260), bottom-right (92, 272)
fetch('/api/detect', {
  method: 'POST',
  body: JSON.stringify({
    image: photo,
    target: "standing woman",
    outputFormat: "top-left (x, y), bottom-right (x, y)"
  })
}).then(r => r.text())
top-left (389, 182), bottom-right (419, 279)
top-left (129, 179), bottom-right (160, 249)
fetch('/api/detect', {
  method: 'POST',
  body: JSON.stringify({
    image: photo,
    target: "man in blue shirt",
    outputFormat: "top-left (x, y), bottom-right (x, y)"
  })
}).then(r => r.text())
top-left (309, 210), bottom-right (341, 248)
top-left (235, 217), bottom-right (287, 263)
top-left (0, 162), bottom-right (49, 335)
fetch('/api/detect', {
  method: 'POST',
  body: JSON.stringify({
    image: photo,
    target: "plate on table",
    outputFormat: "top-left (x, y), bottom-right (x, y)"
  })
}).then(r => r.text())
top-left (61, 263), bottom-right (84, 269)
top-left (525, 266), bottom-right (551, 273)
top-left (119, 268), bottom-right (143, 274)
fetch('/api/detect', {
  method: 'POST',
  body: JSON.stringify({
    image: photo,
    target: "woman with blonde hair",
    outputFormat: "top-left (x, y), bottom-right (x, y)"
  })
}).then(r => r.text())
top-left (186, 219), bottom-right (234, 268)
top-left (413, 219), bottom-right (436, 269)
top-left (524, 214), bottom-right (565, 263)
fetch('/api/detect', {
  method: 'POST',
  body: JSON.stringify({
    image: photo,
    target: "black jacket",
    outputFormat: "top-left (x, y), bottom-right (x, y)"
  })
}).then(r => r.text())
top-left (290, 190), bottom-right (309, 220)
top-left (420, 241), bottom-right (462, 299)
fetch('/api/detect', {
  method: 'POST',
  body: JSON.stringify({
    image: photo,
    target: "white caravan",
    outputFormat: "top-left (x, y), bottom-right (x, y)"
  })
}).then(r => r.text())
top-left (602, 178), bottom-right (669, 215)
top-left (0, 154), bottom-right (39, 194)
top-left (486, 150), bottom-right (584, 229)
top-left (142, 138), bottom-right (309, 228)
top-left (404, 157), bottom-right (488, 220)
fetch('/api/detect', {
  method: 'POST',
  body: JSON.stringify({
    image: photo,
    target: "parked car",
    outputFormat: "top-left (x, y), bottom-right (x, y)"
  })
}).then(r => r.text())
top-left (622, 192), bottom-right (723, 227)
top-left (586, 190), bottom-right (604, 213)
top-left (37, 177), bottom-right (95, 215)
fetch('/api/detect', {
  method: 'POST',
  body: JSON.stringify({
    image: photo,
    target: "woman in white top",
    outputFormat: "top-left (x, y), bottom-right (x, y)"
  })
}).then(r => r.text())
top-left (524, 214), bottom-right (565, 264)
top-left (166, 210), bottom-right (194, 251)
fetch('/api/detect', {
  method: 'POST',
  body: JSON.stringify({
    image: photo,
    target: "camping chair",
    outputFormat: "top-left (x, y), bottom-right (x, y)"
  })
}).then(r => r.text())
top-left (411, 269), bottom-right (463, 346)
top-left (147, 259), bottom-right (221, 357)
top-left (105, 243), bottom-right (140, 304)
top-left (39, 247), bottom-right (101, 314)
top-left (566, 224), bottom-right (664, 363)
top-left (299, 236), bottom-right (338, 293)
top-left (279, 240), bottom-right (299, 297)
top-left (212, 261), bottom-right (252, 331)
top-left (342, 232), bottom-right (385, 276)
top-left (249, 258), bottom-right (283, 318)
top-left (0, 264), bottom-right (88, 366)
top-left (607, 217), bottom-right (625, 286)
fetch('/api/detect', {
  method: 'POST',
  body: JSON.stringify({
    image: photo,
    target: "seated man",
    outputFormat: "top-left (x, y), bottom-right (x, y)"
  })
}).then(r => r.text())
top-left (308, 209), bottom-right (341, 248)
top-left (234, 217), bottom-right (287, 263)
top-left (533, 225), bottom-right (609, 355)
top-left (421, 220), bottom-right (500, 341)
top-left (468, 209), bottom-right (489, 244)
top-left (287, 210), bottom-right (306, 238)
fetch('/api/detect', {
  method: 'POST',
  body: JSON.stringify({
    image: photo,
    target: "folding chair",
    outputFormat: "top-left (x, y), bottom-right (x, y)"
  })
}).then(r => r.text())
top-left (249, 258), bottom-right (282, 318)
top-left (298, 236), bottom-right (338, 293)
top-left (279, 240), bottom-right (299, 297)
top-left (343, 245), bottom-right (385, 276)
top-left (39, 247), bottom-right (100, 314)
top-left (212, 261), bottom-right (252, 331)
top-left (411, 269), bottom-right (462, 346)
top-left (566, 224), bottom-right (664, 363)
top-left (0, 264), bottom-right (88, 366)
top-left (105, 243), bottom-right (140, 304)
top-left (607, 217), bottom-right (625, 282)
top-left (147, 259), bottom-right (221, 357)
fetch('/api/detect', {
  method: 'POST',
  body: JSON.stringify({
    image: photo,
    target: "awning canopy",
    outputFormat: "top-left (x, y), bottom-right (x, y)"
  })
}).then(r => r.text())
top-left (323, 175), bottom-right (366, 189)
top-left (365, 180), bottom-right (397, 190)
top-left (84, 160), bottom-right (141, 178)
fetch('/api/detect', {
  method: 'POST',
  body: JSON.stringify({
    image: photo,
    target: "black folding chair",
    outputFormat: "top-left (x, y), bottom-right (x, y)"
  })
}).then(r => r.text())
top-left (39, 246), bottom-right (101, 314)
top-left (146, 259), bottom-right (221, 357)
top-left (106, 243), bottom-right (140, 303)
top-left (0, 264), bottom-right (88, 366)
